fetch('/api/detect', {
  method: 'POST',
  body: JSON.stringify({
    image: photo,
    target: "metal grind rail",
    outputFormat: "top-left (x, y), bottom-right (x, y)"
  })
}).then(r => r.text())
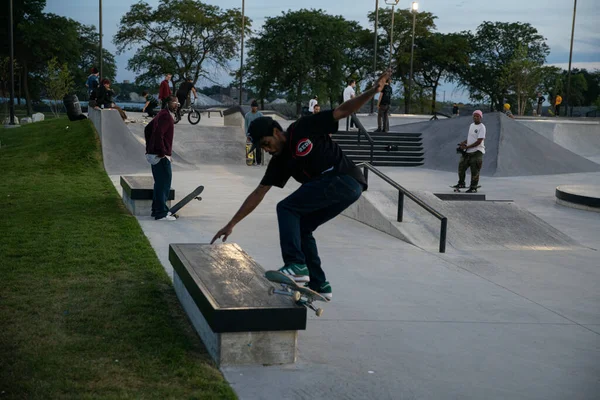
top-left (357, 162), bottom-right (448, 253)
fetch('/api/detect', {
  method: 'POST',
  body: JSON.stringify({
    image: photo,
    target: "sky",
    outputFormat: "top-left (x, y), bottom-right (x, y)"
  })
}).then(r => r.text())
top-left (45, 0), bottom-right (600, 102)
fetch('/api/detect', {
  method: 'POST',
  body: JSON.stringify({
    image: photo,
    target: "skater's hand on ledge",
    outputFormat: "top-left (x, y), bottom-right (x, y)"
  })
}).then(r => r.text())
top-left (211, 224), bottom-right (234, 244)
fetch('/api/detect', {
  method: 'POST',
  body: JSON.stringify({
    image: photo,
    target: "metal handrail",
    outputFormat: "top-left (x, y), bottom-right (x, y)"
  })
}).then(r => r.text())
top-left (357, 162), bottom-right (448, 253)
top-left (349, 114), bottom-right (374, 163)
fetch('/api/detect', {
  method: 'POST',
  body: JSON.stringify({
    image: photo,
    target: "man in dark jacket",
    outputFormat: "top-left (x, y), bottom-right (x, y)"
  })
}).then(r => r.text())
top-left (144, 95), bottom-right (179, 221)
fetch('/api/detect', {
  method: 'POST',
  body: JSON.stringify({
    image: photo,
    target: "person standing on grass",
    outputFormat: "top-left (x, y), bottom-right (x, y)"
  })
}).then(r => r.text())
top-left (211, 69), bottom-right (393, 301)
top-left (144, 95), bottom-right (179, 221)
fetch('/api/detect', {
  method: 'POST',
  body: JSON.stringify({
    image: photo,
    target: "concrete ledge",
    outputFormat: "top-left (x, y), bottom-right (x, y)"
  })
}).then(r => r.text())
top-left (555, 185), bottom-right (600, 211)
top-left (174, 272), bottom-right (298, 366)
top-left (120, 175), bottom-right (174, 216)
top-left (169, 243), bottom-right (306, 366)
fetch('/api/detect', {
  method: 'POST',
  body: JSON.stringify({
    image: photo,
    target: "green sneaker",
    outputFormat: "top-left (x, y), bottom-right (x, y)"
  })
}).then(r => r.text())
top-left (308, 281), bottom-right (332, 301)
top-left (278, 263), bottom-right (310, 283)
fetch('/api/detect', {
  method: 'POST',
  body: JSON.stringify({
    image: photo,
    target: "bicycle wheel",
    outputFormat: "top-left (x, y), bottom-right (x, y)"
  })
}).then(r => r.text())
top-left (174, 113), bottom-right (181, 124)
top-left (188, 109), bottom-right (201, 125)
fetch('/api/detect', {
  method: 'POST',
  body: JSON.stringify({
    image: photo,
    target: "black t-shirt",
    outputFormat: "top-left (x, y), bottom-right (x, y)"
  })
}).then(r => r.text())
top-left (177, 81), bottom-right (194, 97)
top-left (380, 84), bottom-right (392, 105)
top-left (537, 96), bottom-right (545, 104)
top-left (260, 110), bottom-right (368, 190)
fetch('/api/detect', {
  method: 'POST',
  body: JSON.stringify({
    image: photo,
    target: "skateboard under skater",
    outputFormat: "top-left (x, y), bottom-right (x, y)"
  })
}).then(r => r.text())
top-left (450, 185), bottom-right (482, 193)
top-left (264, 270), bottom-right (328, 317)
top-left (169, 185), bottom-right (204, 217)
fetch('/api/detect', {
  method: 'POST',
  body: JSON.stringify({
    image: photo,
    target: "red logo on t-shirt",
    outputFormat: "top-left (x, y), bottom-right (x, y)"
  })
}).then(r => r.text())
top-left (296, 138), bottom-right (313, 156)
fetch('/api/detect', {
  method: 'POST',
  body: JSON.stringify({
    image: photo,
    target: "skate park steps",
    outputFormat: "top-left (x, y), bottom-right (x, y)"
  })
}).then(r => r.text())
top-left (343, 189), bottom-right (580, 251)
top-left (169, 243), bottom-right (306, 367)
top-left (120, 175), bottom-right (174, 216)
top-left (555, 185), bottom-right (600, 213)
top-left (333, 131), bottom-right (424, 167)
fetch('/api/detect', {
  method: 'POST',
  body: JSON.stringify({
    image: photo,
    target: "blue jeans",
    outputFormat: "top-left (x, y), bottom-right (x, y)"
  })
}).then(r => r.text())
top-left (277, 174), bottom-right (363, 289)
top-left (151, 157), bottom-right (172, 219)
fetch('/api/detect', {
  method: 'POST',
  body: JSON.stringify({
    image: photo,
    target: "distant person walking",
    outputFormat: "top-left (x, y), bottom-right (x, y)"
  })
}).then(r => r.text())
top-left (343, 79), bottom-right (356, 130)
top-left (142, 91), bottom-right (159, 117)
top-left (452, 110), bottom-right (486, 193)
top-left (308, 95), bottom-right (318, 113)
top-left (245, 100), bottom-right (264, 165)
top-left (554, 94), bottom-right (562, 117)
top-left (159, 74), bottom-right (172, 109)
top-left (536, 92), bottom-right (545, 116)
top-left (144, 95), bottom-right (179, 221)
top-left (375, 78), bottom-right (392, 132)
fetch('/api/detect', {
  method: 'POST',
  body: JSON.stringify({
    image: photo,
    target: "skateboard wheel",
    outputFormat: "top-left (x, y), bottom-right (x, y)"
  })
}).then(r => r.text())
top-left (315, 308), bottom-right (324, 317)
top-left (268, 287), bottom-right (275, 296)
top-left (292, 291), bottom-right (301, 302)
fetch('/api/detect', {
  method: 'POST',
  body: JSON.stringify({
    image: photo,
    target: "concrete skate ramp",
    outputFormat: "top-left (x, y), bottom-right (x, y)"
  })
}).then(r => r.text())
top-left (390, 113), bottom-right (600, 176)
top-left (172, 125), bottom-right (248, 165)
top-left (89, 108), bottom-right (150, 175)
top-left (343, 189), bottom-right (580, 251)
top-left (517, 119), bottom-right (600, 162)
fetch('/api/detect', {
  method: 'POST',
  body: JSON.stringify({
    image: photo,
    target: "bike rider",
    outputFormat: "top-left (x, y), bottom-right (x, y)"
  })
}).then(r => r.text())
top-left (175, 77), bottom-right (198, 120)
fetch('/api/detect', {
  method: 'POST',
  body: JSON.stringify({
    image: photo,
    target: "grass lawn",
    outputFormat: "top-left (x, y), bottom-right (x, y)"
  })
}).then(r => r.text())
top-left (0, 118), bottom-right (237, 399)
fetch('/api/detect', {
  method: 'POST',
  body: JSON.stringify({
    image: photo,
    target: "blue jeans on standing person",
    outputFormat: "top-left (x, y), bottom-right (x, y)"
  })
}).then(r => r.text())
top-left (276, 174), bottom-right (363, 290)
top-left (151, 157), bottom-right (172, 219)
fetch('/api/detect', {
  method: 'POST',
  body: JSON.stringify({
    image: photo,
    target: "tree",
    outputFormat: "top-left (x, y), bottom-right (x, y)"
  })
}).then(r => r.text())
top-left (369, 8), bottom-right (437, 112)
top-left (246, 9), bottom-right (369, 115)
top-left (114, 0), bottom-right (248, 91)
top-left (457, 21), bottom-right (550, 111)
top-left (416, 32), bottom-right (470, 114)
top-left (500, 45), bottom-right (545, 115)
top-left (45, 57), bottom-right (74, 117)
top-left (73, 23), bottom-right (117, 100)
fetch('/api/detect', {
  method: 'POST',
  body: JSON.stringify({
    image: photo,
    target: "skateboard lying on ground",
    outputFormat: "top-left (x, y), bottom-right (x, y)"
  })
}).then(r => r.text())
top-left (450, 185), bottom-right (481, 193)
top-left (169, 185), bottom-right (204, 217)
top-left (264, 270), bottom-right (328, 317)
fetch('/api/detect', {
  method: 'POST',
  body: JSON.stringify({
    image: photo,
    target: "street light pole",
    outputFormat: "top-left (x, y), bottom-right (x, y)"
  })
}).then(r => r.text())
top-left (385, 0), bottom-right (399, 67)
top-left (239, 0), bottom-right (245, 106)
top-left (370, 0), bottom-right (379, 114)
top-left (8, 0), bottom-right (16, 125)
top-left (565, 0), bottom-right (577, 117)
top-left (407, 1), bottom-right (418, 114)
top-left (99, 0), bottom-right (103, 80)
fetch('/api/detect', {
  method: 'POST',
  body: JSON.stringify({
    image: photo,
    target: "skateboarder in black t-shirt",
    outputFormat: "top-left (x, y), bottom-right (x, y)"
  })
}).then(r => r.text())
top-left (211, 69), bottom-right (392, 300)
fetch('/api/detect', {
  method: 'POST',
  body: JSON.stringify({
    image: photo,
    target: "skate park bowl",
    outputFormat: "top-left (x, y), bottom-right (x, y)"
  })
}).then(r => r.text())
top-left (555, 184), bottom-right (600, 213)
top-left (389, 112), bottom-right (600, 177)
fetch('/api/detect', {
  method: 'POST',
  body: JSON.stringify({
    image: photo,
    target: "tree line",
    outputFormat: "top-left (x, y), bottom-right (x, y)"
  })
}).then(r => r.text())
top-left (1, 0), bottom-right (598, 116)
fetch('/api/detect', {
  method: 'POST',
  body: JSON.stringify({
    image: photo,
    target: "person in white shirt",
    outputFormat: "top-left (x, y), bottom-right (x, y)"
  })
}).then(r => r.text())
top-left (452, 110), bottom-right (486, 193)
top-left (343, 79), bottom-right (356, 129)
top-left (308, 95), bottom-right (318, 113)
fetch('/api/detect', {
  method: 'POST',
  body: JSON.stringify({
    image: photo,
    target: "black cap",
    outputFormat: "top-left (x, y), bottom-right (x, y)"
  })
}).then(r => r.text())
top-left (251, 100), bottom-right (259, 107)
top-left (247, 117), bottom-right (282, 153)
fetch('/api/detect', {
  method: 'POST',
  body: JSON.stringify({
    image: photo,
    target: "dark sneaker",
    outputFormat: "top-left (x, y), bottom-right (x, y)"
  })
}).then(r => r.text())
top-left (451, 183), bottom-right (466, 189)
top-left (466, 188), bottom-right (477, 193)
top-left (308, 281), bottom-right (332, 301)
top-left (278, 263), bottom-right (310, 283)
